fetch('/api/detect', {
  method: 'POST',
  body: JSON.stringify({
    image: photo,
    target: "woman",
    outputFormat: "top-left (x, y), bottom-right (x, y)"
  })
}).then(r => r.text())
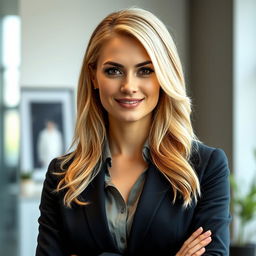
top-left (36, 8), bottom-right (231, 256)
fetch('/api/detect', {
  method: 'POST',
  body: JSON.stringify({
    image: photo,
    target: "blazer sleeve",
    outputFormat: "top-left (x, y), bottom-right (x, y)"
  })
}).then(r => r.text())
top-left (36, 158), bottom-right (69, 256)
top-left (190, 148), bottom-right (231, 255)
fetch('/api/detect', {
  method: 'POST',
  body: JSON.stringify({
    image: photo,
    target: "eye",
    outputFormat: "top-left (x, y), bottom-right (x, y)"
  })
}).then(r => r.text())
top-left (137, 67), bottom-right (154, 77)
top-left (104, 67), bottom-right (123, 77)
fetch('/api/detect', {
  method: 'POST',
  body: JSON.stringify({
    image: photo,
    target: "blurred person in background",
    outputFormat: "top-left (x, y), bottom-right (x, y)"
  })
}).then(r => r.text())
top-left (37, 120), bottom-right (63, 169)
top-left (36, 8), bottom-right (231, 256)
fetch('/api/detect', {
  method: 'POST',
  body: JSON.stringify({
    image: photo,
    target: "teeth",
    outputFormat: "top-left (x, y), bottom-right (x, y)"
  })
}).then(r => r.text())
top-left (118, 99), bottom-right (142, 104)
top-left (121, 101), bottom-right (139, 104)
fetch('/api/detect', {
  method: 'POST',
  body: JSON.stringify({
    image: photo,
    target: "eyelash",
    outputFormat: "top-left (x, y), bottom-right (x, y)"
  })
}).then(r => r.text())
top-left (103, 67), bottom-right (154, 77)
top-left (138, 67), bottom-right (154, 76)
top-left (104, 67), bottom-right (123, 76)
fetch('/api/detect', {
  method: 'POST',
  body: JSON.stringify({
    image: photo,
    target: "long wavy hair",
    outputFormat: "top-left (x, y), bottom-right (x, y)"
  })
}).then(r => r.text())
top-left (55, 8), bottom-right (201, 208)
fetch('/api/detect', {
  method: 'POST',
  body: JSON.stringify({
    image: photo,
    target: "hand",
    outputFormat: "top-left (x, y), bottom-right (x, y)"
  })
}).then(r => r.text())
top-left (176, 227), bottom-right (212, 256)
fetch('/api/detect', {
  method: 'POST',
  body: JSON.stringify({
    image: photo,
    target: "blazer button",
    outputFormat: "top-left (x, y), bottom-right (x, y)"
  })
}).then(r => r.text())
top-left (120, 207), bottom-right (125, 214)
top-left (120, 237), bottom-right (125, 243)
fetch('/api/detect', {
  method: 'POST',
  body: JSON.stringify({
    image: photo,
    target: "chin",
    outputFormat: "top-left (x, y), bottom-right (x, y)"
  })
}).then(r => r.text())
top-left (118, 116), bottom-right (141, 123)
top-left (110, 112), bottom-right (151, 124)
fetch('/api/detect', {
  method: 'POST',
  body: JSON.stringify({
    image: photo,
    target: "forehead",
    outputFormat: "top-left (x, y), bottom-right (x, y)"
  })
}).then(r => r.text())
top-left (97, 34), bottom-right (151, 65)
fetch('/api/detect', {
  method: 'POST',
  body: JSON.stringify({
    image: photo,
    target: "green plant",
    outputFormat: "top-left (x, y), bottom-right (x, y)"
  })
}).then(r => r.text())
top-left (20, 172), bottom-right (32, 180)
top-left (230, 149), bottom-right (256, 245)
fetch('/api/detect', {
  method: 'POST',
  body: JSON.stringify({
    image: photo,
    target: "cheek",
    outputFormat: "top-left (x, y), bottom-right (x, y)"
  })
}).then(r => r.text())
top-left (99, 83), bottom-right (116, 98)
top-left (147, 83), bottom-right (160, 105)
top-left (97, 79), bottom-right (118, 109)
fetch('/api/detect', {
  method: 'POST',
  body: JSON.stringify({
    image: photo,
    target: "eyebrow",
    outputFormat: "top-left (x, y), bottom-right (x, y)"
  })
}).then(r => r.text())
top-left (103, 60), bottom-right (152, 68)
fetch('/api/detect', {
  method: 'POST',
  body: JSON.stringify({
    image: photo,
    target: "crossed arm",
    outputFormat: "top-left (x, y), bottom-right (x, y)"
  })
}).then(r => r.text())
top-left (69, 228), bottom-right (212, 256)
top-left (37, 148), bottom-right (230, 256)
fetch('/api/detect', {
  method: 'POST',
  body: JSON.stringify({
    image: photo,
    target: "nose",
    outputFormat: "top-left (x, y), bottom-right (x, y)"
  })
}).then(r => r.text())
top-left (120, 73), bottom-right (138, 94)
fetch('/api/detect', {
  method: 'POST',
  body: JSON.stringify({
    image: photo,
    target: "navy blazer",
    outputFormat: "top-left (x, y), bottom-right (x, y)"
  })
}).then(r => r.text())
top-left (36, 142), bottom-right (231, 256)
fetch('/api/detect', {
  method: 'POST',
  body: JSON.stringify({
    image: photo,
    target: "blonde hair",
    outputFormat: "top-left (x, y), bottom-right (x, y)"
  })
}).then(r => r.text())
top-left (55, 8), bottom-right (201, 208)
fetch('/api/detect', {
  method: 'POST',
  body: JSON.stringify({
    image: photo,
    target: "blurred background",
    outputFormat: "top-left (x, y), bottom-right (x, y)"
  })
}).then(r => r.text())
top-left (0, 0), bottom-right (255, 255)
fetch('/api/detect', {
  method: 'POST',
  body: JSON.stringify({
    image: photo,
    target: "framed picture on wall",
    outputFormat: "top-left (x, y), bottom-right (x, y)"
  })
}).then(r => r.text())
top-left (20, 88), bottom-right (74, 176)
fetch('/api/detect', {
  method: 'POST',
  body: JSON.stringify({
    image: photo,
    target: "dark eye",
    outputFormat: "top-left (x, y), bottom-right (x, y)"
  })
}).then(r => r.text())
top-left (137, 67), bottom-right (154, 77)
top-left (104, 67), bottom-right (123, 76)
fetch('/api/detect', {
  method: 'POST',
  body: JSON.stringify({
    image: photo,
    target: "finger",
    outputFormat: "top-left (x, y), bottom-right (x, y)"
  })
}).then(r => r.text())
top-left (181, 230), bottom-right (211, 256)
top-left (192, 247), bottom-right (206, 256)
top-left (187, 227), bottom-right (204, 244)
top-left (185, 236), bottom-right (212, 256)
top-left (187, 230), bottom-right (211, 250)
top-left (178, 227), bottom-right (204, 255)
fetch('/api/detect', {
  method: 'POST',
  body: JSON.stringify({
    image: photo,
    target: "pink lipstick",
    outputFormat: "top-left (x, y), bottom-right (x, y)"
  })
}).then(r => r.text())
top-left (115, 98), bottom-right (144, 108)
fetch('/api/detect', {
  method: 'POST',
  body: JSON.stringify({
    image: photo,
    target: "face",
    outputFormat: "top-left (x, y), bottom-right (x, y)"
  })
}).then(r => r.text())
top-left (93, 34), bottom-right (160, 125)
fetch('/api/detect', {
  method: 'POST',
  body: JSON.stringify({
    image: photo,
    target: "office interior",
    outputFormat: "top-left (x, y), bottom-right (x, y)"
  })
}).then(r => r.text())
top-left (0, 0), bottom-right (255, 255)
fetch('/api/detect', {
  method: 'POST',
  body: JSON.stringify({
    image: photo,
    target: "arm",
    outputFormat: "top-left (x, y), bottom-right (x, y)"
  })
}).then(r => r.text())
top-left (189, 148), bottom-right (231, 255)
top-left (98, 254), bottom-right (123, 256)
top-left (71, 254), bottom-right (122, 256)
top-left (36, 158), bottom-right (69, 256)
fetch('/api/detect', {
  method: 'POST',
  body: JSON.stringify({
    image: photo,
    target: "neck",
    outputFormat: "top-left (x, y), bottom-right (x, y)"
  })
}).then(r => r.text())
top-left (108, 116), bottom-right (151, 158)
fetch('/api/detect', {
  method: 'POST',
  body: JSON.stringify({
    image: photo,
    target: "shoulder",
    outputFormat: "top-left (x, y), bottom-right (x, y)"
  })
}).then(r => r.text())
top-left (56, 152), bottom-right (75, 169)
top-left (44, 153), bottom-right (74, 183)
top-left (190, 141), bottom-right (230, 181)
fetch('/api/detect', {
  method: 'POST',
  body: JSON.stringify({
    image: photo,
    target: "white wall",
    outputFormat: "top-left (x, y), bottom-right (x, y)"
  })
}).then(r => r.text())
top-left (233, 0), bottom-right (256, 242)
top-left (20, 0), bottom-right (189, 88)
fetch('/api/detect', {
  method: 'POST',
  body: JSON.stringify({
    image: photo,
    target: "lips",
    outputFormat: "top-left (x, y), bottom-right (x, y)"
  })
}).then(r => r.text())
top-left (115, 98), bottom-right (144, 108)
top-left (115, 98), bottom-right (144, 104)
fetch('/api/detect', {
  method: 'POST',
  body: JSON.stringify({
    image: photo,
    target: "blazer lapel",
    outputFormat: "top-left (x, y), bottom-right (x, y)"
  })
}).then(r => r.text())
top-left (127, 162), bottom-right (171, 254)
top-left (81, 162), bottom-right (117, 252)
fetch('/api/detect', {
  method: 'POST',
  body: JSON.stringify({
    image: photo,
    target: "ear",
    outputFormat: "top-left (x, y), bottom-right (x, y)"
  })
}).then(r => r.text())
top-left (89, 64), bottom-right (99, 89)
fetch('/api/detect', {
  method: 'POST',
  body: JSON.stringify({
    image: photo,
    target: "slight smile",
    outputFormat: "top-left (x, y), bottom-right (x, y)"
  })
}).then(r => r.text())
top-left (115, 98), bottom-right (145, 108)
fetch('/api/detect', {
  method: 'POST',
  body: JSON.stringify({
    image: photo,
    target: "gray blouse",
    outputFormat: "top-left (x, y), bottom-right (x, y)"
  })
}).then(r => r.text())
top-left (103, 140), bottom-right (150, 253)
